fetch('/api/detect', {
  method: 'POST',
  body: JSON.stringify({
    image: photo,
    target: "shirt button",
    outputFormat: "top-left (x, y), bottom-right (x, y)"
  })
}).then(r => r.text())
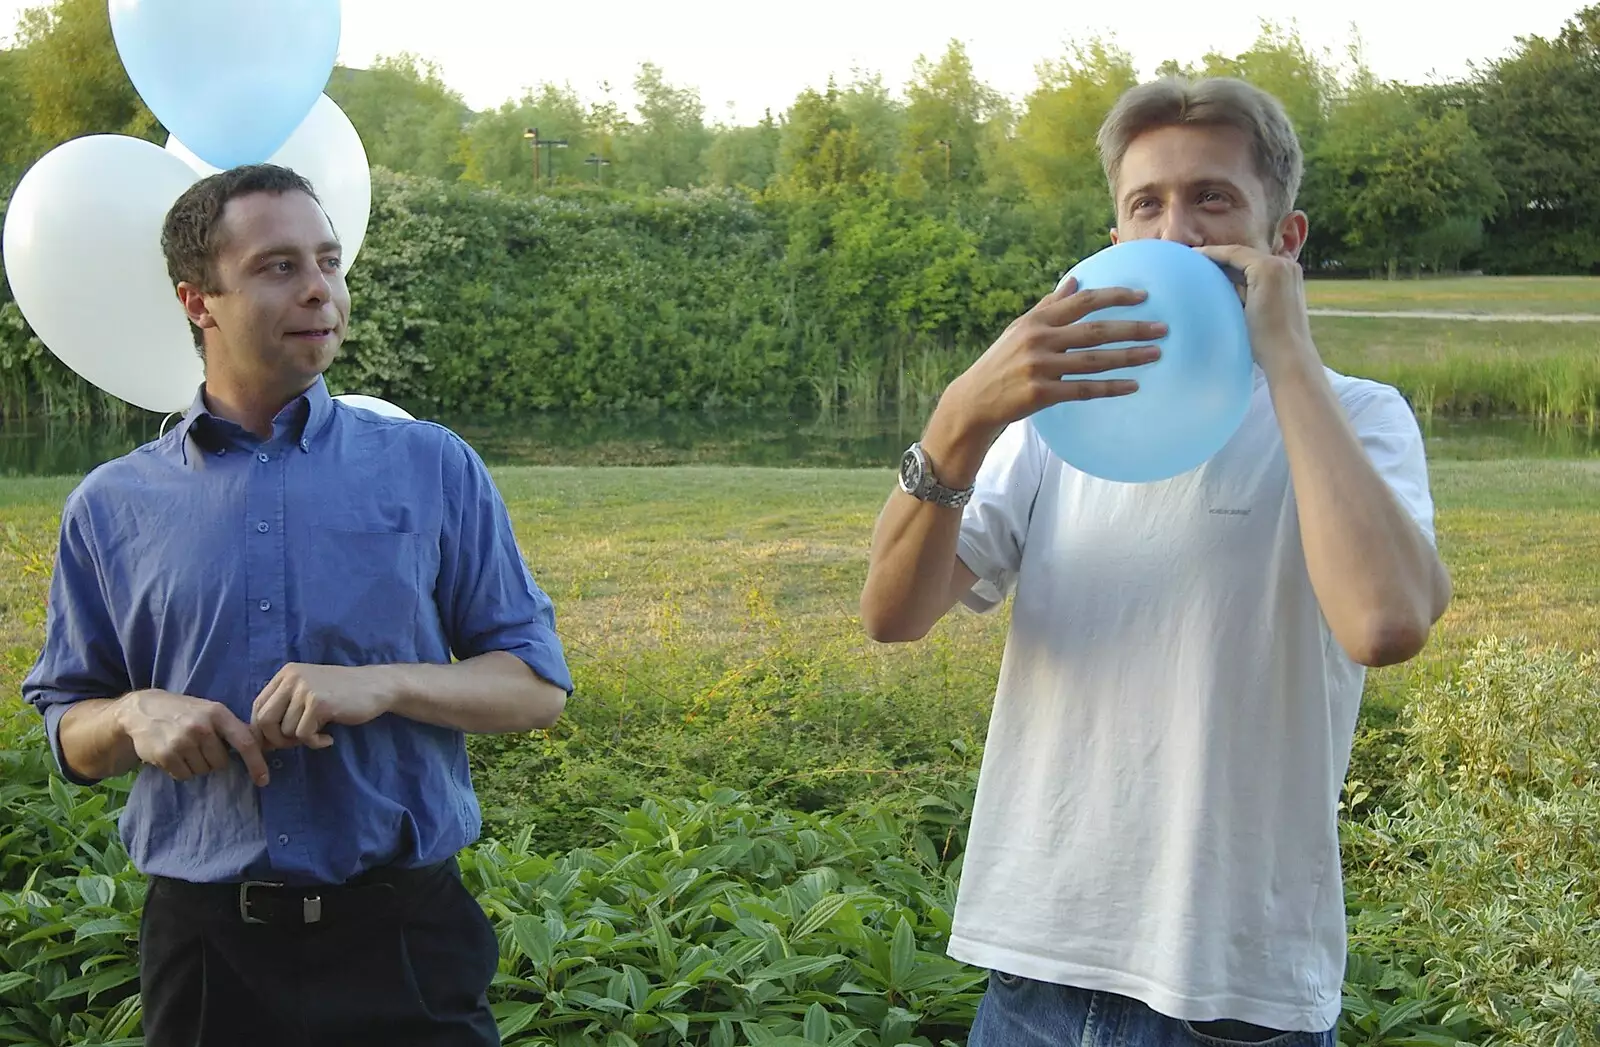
top-left (216, 448), bottom-right (227, 456)
top-left (299, 440), bottom-right (309, 452)
top-left (256, 452), bottom-right (270, 464)
top-left (258, 599), bottom-right (271, 612)
top-left (256, 521), bottom-right (270, 533)
top-left (277, 834), bottom-right (290, 845)
top-left (271, 759), bottom-right (283, 769)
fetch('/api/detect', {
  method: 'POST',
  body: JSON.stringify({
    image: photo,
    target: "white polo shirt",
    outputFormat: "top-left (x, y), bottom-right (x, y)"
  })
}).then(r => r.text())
top-left (948, 367), bottom-right (1436, 1032)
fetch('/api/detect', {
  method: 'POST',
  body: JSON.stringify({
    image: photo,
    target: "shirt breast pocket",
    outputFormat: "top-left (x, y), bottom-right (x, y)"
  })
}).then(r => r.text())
top-left (300, 527), bottom-right (425, 665)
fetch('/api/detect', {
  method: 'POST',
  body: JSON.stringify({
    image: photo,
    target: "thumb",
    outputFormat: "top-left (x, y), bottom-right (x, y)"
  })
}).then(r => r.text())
top-left (213, 707), bottom-right (271, 787)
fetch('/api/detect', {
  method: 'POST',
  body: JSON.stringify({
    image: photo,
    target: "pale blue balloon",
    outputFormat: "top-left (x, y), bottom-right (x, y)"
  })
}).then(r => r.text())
top-left (1030, 239), bottom-right (1255, 484)
top-left (110, 0), bottom-right (341, 170)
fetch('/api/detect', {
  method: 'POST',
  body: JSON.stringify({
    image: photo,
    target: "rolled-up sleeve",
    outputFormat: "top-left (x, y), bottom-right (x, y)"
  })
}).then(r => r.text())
top-left (435, 437), bottom-right (572, 694)
top-left (21, 500), bottom-right (130, 784)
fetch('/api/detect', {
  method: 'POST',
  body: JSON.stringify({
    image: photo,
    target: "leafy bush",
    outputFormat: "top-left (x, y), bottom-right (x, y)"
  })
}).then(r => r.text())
top-left (1343, 637), bottom-right (1600, 1046)
top-left (0, 718), bottom-right (141, 1046)
top-left (3, 638), bottom-right (1598, 1045)
top-left (469, 783), bottom-right (985, 1046)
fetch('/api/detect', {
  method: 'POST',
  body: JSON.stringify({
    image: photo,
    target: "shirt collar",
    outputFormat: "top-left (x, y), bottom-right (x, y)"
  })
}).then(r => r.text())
top-left (174, 376), bottom-right (335, 463)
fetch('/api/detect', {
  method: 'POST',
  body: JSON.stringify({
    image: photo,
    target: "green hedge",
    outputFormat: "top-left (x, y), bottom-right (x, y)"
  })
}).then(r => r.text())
top-left (0, 173), bottom-right (1062, 421)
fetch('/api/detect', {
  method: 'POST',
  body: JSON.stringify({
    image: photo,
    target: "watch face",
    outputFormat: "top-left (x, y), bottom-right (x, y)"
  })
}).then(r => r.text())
top-left (900, 449), bottom-right (924, 491)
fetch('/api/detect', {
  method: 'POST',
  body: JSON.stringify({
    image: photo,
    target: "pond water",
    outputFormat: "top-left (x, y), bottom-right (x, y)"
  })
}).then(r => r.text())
top-left (0, 407), bottom-right (1593, 479)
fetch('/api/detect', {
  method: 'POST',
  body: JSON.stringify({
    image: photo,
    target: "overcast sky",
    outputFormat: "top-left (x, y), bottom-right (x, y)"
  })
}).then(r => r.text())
top-left (1, 1), bottom-right (1584, 124)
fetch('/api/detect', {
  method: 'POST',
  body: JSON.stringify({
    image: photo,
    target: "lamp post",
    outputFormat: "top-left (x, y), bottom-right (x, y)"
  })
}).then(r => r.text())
top-left (523, 127), bottom-right (570, 189)
top-left (583, 152), bottom-right (612, 184)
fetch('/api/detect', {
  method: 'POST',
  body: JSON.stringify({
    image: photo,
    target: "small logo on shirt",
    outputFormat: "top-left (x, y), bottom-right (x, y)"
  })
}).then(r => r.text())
top-left (1209, 508), bottom-right (1252, 516)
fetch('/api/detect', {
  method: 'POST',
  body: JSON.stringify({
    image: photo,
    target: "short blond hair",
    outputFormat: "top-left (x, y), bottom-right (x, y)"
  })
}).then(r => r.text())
top-left (1096, 76), bottom-right (1304, 223)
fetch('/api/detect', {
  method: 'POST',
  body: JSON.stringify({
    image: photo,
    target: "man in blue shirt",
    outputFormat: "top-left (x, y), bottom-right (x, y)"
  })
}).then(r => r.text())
top-left (22, 164), bottom-right (573, 1046)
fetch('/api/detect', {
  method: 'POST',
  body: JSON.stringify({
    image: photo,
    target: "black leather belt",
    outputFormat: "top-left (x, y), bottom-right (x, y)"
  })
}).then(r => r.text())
top-left (150, 858), bottom-right (453, 927)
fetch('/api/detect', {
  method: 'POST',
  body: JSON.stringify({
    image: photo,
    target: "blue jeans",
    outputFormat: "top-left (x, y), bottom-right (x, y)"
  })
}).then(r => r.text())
top-left (968, 971), bottom-right (1337, 1047)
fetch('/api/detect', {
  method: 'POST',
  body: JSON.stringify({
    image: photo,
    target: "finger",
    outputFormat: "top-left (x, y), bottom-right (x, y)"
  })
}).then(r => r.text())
top-left (1041, 285), bottom-right (1149, 325)
top-left (197, 732), bottom-right (231, 776)
top-left (250, 667), bottom-right (281, 718)
top-left (1192, 245), bottom-right (1251, 284)
top-left (1037, 275), bottom-right (1075, 309)
top-left (1049, 319), bottom-right (1168, 351)
top-left (254, 682), bottom-right (293, 751)
top-left (214, 709), bottom-right (272, 787)
top-left (1042, 378), bottom-right (1142, 403)
top-left (1044, 345), bottom-right (1161, 377)
top-left (279, 690), bottom-right (306, 743)
top-left (173, 748), bottom-right (208, 781)
top-left (294, 696), bottom-right (331, 749)
top-left (1192, 244), bottom-right (1245, 265)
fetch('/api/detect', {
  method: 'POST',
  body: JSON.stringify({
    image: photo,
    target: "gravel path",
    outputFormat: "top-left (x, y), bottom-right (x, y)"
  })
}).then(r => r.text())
top-left (1309, 308), bottom-right (1600, 323)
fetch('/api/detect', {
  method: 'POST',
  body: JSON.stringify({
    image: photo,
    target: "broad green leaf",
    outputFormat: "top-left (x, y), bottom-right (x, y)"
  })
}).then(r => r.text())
top-left (750, 954), bottom-right (847, 983)
top-left (495, 1002), bottom-right (543, 1039)
top-left (71, 918), bottom-right (130, 942)
top-left (791, 894), bottom-right (852, 941)
top-left (74, 876), bottom-right (115, 909)
top-left (623, 964), bottom-right (651, 1011)
top-left (511, 914), bottom-right (553, 969)
top-left (1377, 996), bottom-right (1433, 1035)
top-left (804, 1002), bottom-right (831, 1043)
top-left (887, 918), bottom-right (915, 989)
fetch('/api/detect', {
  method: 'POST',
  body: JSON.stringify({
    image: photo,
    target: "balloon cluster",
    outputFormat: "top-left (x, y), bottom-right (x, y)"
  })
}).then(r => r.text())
top-left (2, 0), bottom-right (402, 418)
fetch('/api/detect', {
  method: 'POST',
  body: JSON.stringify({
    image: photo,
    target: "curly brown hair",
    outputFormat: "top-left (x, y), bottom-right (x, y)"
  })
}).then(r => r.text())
top-left (161, 164), bottom-right (325, 350)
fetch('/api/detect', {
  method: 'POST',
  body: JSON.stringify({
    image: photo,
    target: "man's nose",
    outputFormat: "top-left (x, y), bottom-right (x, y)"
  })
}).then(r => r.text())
top-left (1158, 207), bottom-right (1204, 247)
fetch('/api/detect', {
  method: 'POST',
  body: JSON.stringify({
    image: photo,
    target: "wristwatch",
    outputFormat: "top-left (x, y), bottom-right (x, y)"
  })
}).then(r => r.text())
top-left (898, 442), bottom-right (974, 508)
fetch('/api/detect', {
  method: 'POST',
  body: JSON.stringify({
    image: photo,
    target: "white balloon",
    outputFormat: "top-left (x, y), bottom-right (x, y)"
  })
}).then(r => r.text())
top-left (334, 393), bottom-right (414, 420)
top-left (2, 135), bottom-right (203, 414)
top-left (166, 94), bottom-right (372, 271)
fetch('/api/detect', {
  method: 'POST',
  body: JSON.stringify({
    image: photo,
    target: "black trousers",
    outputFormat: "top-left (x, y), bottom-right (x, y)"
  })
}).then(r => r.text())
top-left (138, 859), bottom-right (501, 1047)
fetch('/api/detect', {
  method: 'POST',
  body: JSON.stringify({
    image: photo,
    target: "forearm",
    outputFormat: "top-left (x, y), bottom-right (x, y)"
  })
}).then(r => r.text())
top-left (1268, 353), bottom-right (1448, 665)
top-left (860, 397), bottom-right (992, 642)
top-left (58, 698), bottom-right (139, 781)
top-left (382, 651), bottom-right (567, 733)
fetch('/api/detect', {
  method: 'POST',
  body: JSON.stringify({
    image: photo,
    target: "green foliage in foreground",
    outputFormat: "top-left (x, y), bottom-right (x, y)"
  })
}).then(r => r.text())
top-left (2, 638), bottom-right (1598, 1045)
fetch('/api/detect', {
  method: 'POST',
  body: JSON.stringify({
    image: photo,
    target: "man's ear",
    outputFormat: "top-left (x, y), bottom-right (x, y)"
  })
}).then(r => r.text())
top-left (175, 282), bottom-right (218, 333)
top-left (1274, 211), bottom-right (1309, 261)
top-left (1109, 227), bottom-right (1120, 245)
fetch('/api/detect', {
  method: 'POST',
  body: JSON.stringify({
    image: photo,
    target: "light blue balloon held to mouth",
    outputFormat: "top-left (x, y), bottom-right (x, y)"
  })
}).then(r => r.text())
top-left (1029, 238), bottom-right (1255, 484)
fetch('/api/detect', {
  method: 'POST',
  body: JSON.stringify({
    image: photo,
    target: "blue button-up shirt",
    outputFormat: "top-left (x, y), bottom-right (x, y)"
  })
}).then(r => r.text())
top-left (22, 378), bottom-right (571, 885)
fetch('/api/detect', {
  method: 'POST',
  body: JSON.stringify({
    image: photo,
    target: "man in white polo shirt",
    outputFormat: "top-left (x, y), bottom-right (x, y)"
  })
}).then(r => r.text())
top-left (859, 75), bottom-right (1451, 1047)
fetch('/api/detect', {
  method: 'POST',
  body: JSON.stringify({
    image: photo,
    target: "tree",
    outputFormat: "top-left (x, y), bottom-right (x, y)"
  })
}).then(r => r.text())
top-left (997, 39), bottom-right (1134, 262)
top-left (460, 83), bottom-right (593, 192)
top-left (837, 71), bottom-right (906, 180)
top-left (326, 55), bottom-right (471, 183)
top-left (614, 62), bottom-right (709, 191)
top-left (9, 0), bottom-right (159, 155)
top-left (772, 80), bottom-right (880, 196)
top-left (897, 40), bottom-right (1008, 197)
top-left (1467, 4), bottom-right (1600, 272)
top-left (1008, 39), bottom-right (1136, 202)
top-left (0, 47), bottom-right (37, 181)
top-left (1306, 83), bottom-right (1502, 276)
top-left (1193, 21), bottom-right (1342, 145)
top-left (704, 110), bottom-right (781, 192)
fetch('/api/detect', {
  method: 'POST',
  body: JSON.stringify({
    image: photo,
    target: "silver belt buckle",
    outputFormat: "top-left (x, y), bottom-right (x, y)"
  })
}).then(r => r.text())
top-left (238, 880), bottom-right (283, 924)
